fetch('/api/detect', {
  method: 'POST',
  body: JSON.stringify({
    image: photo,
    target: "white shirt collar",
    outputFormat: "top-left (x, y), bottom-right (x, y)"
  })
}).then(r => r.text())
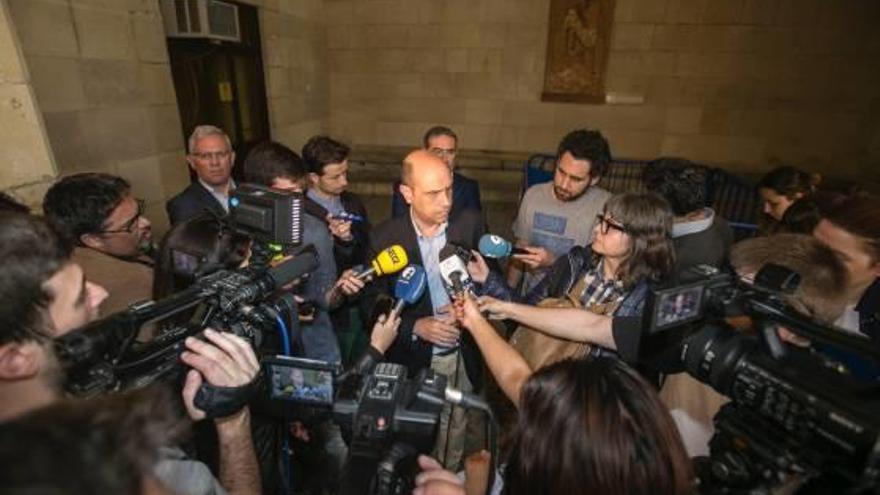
top-left (672, 208), bottom-right (715, 238)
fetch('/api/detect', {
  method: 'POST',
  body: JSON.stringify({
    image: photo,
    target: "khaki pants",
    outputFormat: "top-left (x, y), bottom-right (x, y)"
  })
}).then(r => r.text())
top-left (430, 351), bottom-right (473, 470)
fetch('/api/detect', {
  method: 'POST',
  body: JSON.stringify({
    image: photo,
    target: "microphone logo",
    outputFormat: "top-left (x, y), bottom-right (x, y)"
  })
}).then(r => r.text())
top-left (401, 265), bottom-right (416, 279)
top-left (388, 249), bottom-right (402, 265)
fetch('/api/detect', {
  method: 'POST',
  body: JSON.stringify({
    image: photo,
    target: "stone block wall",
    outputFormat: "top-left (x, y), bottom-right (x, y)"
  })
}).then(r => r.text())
top-left (324, 0), bottom-right (880, 180)
top-left (259, 0), bottom-right (329, 151)
top-left (6, 0), bottom-right (186, 230)
top-left (0, 0), bottom-right (56, 209)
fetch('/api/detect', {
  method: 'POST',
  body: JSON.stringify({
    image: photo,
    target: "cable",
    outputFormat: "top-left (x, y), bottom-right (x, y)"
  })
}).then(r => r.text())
top-left (273, 313), bottom-right (292, 356)
top-left (272, 311), bottom-right (293, 493)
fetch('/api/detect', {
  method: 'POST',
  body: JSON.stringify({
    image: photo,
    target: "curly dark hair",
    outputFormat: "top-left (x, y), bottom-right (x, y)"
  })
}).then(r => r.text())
top-left (42, 173), bottom-right (130, 242)
top-left (505, 357), bottom-right (694, 495)
top-left (302, 135), bottom-right (351, 175)
top-left (556, 129), bottom-right (612, 178)
top-left (0, 212), bottom-right (72, 344)
top-left (643, 158), bottom-right (707, 216)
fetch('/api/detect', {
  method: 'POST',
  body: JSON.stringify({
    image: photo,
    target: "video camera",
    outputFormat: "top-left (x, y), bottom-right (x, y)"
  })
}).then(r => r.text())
top-left (56, 185), bottom-right (316, 409)
top-left (56, 248), bottom-right (318, 397)
top-left (265, 354), bottom-right (492, 495)
top-left (641, 264), bottom-right (880, 493)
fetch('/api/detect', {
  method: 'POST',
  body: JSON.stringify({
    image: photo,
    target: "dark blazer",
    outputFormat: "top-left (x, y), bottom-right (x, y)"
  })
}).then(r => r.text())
top-left (366, 208), bottom-right (486, 390)
top-left (166, 181), bottom-right (228, 226)
top-left (391, 172), bottom-right (482, 218)
top-left (336, 191), bottom-right (372, 271)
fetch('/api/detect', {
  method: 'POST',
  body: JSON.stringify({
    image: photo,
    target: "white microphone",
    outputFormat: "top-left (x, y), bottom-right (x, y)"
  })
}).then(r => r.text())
top-left (438, 244), bottom-right (475, 299)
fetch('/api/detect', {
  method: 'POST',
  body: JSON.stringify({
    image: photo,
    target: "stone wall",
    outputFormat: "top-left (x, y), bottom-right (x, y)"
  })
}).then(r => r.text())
top-left (324, 0), bottom-right (880, 180)
top-left (260, 0), bottom-right (328, 151)
top-left (6, 0), bottom-right (186, 230)
top-left (4, 0), bottom-right (328, 231)
top-left (0, 0), bottom-right (56, 209)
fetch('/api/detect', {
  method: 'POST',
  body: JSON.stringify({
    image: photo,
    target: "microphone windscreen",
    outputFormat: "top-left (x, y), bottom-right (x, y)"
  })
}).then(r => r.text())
top-left (268, 247), bottom-right (319, 286)
top-left (478, 234), bottom-right (513, 259)
top-left (372, 245), bottom-right (408, 276)
top-left (394, 265), bottom-right (427, 303)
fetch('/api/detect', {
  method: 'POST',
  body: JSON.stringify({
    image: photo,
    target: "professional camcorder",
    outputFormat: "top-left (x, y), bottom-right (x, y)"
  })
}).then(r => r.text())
top-left (265, 353), bottom-right (492, 495)
top-left (56, 247), bottom-right (318, 397)
top-left (56, 185), bottom-right (316, 416)
top-left (641, 264), bottom-right (880, 494)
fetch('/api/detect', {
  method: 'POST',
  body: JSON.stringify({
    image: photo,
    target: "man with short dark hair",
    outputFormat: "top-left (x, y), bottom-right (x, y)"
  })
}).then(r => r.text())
top-left (644, 157), bottom-right (733, 274)
top-left (508, 129), bottom-right (613, 294)
top-left (391, 125), bottom-right (482, 218)
top-left (0, 212), bottom-right (260, 495)
top-left (43, 173), bottom-right (154, 314)
top-left (243, 141), bottom-right (358, 492)
top-left (302, 135), bottom-right (370, 270)
top-left (167, 125), bottom-right (236, 225)
top-left (243, 141), bottom-right (342, 364)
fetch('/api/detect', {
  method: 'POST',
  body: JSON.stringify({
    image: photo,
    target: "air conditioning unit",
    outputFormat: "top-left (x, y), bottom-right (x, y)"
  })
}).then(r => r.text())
top-left (160, 0), bottom-right (241, 43)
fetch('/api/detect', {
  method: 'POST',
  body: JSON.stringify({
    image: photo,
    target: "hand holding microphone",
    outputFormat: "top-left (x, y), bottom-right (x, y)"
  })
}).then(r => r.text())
top-left (478, 234), bottom-right (555, 269)
top-left (477, 234), bottom-right (528, 258)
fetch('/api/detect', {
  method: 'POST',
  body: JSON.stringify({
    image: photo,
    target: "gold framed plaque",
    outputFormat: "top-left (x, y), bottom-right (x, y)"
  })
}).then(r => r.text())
top-left (541, 0), bottom-right (616, 103)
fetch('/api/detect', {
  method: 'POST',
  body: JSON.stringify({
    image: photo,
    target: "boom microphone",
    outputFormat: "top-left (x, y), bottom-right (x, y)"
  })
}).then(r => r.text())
top-left (391, 265), bottom-right (427, 318)
top-left (357, 245), bottom-right (409, 280)
top-left (478, 234), bottom-right (527, 259)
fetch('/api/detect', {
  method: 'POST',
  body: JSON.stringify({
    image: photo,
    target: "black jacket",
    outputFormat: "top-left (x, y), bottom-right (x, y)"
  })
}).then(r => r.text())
top-left (365, 208), bottom-right (486, 390)
top-left (165, 181), bottom-right (227, 226)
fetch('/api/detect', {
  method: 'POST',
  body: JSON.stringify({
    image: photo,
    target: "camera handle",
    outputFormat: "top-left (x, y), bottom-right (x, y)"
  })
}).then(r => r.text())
top-left (374, 442), bottom-right (417, 495)
top-left (758, 321), bottom-right (787, 360)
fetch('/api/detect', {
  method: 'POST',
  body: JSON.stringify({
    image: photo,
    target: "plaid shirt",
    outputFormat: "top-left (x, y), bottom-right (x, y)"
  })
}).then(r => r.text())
top-left (573, 259), bottom-right (625, 314)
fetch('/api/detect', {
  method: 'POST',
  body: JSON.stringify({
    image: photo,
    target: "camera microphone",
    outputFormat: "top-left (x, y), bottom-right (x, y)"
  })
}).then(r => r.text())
top-left (478, 234), bottom-right (527, 259)
top-left (445, 387), bottom-right (491, 412)
top-left (224, 246), bottom-right (319, 310)
top-left (357, 245), bottom-right (409, 280)
top-left (391, 265), bottom-right (427, 318)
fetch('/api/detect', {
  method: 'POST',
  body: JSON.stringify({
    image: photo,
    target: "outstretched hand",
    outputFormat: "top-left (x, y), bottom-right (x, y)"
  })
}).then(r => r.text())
top-left (466, 250), bottom-right (490, 284)
top-left (476, 295), bottom-right (513, 321)
top-left (413, 455), bottom-right (465, 495)
top-left (452, 292), bottom-right (487, 331)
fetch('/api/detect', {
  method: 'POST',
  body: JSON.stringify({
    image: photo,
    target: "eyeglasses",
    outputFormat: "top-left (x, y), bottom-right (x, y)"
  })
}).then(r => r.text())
top-left (191, 150), bottom-right (232, 161)
top-left (596, 214), bottom-right (627, 235)
top-left (100, 199), bottom-right (145, 235)
top-left (429, 147), bottom-right (456, 157)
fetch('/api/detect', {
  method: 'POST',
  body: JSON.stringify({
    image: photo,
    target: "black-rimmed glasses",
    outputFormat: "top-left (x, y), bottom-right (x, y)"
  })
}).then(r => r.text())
top-left (596, 214), bottom-right (627, 235)
top-left (100, 199), bottom-right (145, 235)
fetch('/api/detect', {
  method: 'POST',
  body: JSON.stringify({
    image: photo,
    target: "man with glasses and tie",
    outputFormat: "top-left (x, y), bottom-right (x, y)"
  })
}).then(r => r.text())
top-left (391, 126), bottom-right (483, 218)
top-left (166, 125), bottom-right (236, 226)
top-left (43, 173), bottom-right (155, 315)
